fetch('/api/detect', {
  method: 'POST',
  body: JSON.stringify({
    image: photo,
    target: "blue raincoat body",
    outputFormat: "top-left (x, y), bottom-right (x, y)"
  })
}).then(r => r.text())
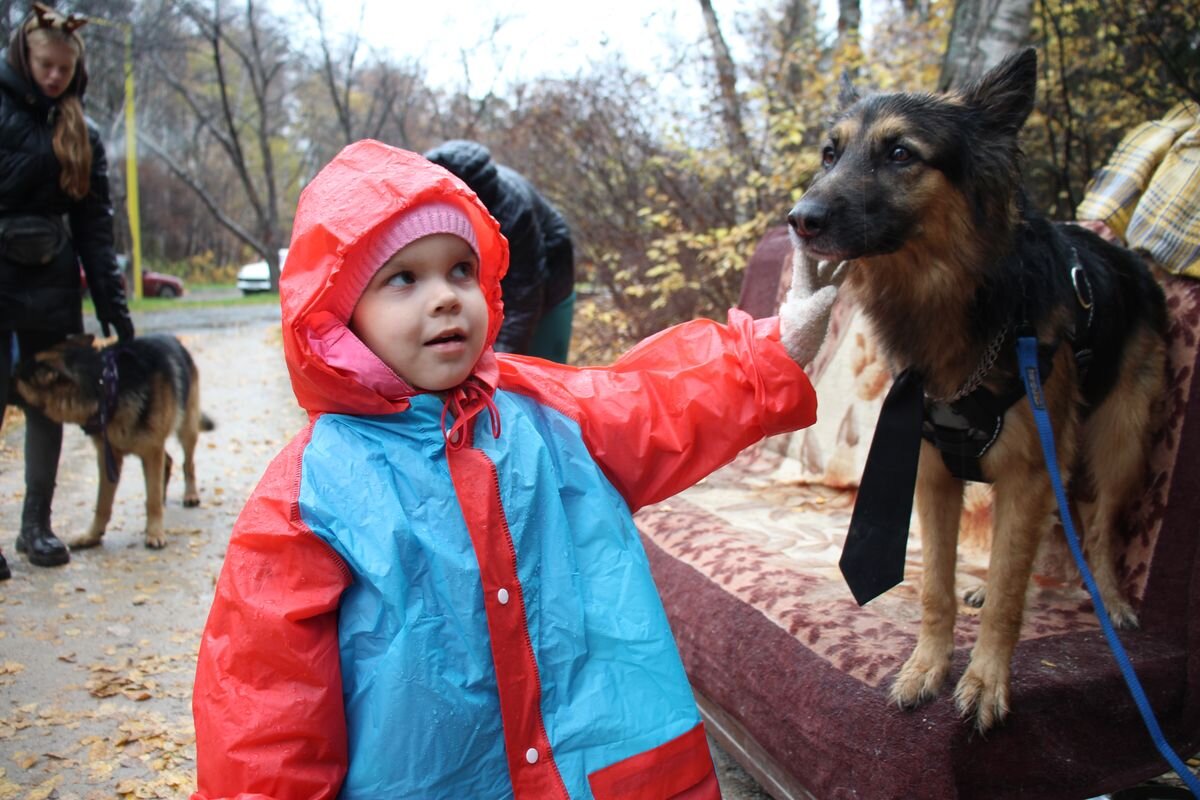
top-left (192, 141), bottom-right (818, 800)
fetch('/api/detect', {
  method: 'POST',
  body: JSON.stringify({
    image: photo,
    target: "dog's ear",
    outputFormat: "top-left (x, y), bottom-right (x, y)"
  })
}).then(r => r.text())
top-left (961, 47), bottom-right (1037, 135)
top-left (19, 360), bottom-right (61, 389)
top-left (837, 69), bottom-right (860, 109)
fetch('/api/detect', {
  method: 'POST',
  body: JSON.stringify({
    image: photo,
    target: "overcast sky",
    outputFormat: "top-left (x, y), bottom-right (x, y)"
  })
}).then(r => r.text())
top-left (283, 1), bottom-right (837, 94)
top-left (368, 2), bottom-right (707, 88)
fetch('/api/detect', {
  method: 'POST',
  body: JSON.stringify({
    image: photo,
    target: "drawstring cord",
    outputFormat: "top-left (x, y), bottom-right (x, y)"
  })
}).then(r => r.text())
top-left (440, 379), bottom-right (501, 450)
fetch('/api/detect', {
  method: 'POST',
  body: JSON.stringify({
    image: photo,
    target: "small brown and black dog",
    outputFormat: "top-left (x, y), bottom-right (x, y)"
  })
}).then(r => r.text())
top-left (789, 48), bottom-right (1167, 730)
top-left (16, 334), bottom-right (214, 550)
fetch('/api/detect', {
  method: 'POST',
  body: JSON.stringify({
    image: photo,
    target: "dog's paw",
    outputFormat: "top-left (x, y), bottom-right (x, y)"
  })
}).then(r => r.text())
top-left (890, 646), bottom-right (953, 709)
top-left (68, 530), bottom-right (104, 549)
top-left (144, 531), bottom-right (167, 549)
top-left (183, 494), bottom-right (200, 508)
top-left (1106, 599), bottom-right (1139, 631)
top-left (954, 661), bottom-right (1011, 732)
top-left (963, 585), bottom-right (986, 608)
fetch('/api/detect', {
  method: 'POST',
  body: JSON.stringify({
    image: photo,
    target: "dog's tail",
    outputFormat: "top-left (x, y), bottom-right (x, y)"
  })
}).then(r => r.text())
top-left (200, 413), bottom-right (216, 432)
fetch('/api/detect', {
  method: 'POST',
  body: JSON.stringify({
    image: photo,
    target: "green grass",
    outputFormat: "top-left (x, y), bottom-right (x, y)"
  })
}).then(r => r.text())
top-left (84, 284), bottom-right (280, 314)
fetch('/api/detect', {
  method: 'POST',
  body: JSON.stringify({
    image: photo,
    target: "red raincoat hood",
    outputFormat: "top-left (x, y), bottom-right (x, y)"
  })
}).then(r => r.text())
top-left (280, 140), bottom-right (508, 417)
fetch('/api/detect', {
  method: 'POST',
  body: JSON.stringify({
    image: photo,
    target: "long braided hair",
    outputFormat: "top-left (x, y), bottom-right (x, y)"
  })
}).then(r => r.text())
top-left (7, 3), bottom-right (92, 199)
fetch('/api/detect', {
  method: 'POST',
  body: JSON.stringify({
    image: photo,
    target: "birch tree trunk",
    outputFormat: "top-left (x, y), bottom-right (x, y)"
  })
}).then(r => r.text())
top-left (838, 0), bottom-right (862, 80)
top-left (838, 0), bottom-right (861, 44)
top-left (774, 0), bottom-right (811, 100)
top-left (938, 0), bottom-right (1035, 90)
top-left (698, 0), bottom-right (753, 172)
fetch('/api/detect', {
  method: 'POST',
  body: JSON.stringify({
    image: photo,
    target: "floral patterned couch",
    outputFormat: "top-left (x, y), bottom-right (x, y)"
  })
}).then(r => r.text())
top-left (635, 227), bottom-right (1200, 799)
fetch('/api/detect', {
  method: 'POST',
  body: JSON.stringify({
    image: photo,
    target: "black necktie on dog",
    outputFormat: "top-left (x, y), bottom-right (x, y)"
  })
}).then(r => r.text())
top-left (839, 368), bottom-right (924, 605)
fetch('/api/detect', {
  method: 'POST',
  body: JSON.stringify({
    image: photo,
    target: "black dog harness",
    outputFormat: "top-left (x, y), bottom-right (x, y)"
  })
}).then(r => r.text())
top-left (921, 249), bottom-right (1096, 483)
top-left (82, 346), bottom-right (124, 483)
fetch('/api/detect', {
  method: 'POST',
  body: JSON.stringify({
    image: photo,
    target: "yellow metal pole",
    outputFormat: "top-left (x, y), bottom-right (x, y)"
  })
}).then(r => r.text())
top-left (123, 25), bottom-right (142, 300)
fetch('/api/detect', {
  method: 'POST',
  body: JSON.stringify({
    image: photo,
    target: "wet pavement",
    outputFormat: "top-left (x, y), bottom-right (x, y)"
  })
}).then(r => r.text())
top-left (0, 298), bottom-right (772, 798)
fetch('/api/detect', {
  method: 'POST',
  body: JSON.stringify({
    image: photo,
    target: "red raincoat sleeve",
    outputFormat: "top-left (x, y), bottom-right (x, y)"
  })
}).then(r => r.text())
top-left (191, 429), bottom-right (353, 800)
top-left (497, 309), bottom-right (816, 511)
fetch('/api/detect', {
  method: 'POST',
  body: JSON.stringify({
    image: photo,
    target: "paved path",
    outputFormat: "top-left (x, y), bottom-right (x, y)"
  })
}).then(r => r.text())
top-left (0, 310), bottom-right (771, 798)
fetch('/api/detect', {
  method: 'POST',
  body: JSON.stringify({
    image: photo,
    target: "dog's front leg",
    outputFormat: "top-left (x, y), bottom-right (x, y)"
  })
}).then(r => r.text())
top-left (139, 447), bottom-right (168, 549)
top-left (72, 441), bottom-right (122, 549)
top-left (891, 442), bottom-right (963, 709)
top-left (954, 473), bottom-right (1052, 731)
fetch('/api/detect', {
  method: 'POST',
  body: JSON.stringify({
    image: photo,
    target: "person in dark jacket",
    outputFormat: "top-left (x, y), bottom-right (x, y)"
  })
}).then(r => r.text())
top-left (0, 3), bottom-right (135, 579)
top-left (424, 140), bottom-right (576, 362)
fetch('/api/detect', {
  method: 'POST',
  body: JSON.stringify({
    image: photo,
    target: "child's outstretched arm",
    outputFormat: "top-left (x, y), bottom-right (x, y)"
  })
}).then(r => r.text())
top-left (498, 303), bottom-right (839, 512)
top-left (497, 248), bottom-right (845, 511)
top-left (191, 434), bottom-right (352, 800)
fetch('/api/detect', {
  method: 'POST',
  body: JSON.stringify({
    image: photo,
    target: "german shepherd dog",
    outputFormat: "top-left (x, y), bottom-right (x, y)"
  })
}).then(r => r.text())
top-left (788, 48), bottom-right (1167, 730)
top-left (15, 334), bottom-right (214, 550)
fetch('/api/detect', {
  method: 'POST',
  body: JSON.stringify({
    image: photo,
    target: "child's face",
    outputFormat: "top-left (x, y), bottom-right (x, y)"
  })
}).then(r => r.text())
top-left (350, 233), bottom-right (488, 392)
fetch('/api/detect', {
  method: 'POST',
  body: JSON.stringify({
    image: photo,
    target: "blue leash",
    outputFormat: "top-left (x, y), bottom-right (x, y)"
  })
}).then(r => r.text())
top-left (1017, 335), bottom-right (1200, 797)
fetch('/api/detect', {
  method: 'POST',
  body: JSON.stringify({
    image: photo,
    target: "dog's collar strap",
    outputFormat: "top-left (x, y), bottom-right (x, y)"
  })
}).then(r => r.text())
top-left (921, 248), bottom-right (1096, 483)
top-left (82, 347), bottom-right (122, 483)
top-left (921, 343), bottom-right (1056, 483)
top-left (1066, 247), bottom-right (1096, 383)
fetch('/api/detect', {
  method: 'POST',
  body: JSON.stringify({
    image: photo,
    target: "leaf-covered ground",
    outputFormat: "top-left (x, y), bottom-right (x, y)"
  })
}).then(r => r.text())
top-left (0, 322), bottom-right (302, 798)
top-left (0, 315), bottom-right (779, 799)
top-left (4, 315), bottom-right (1190, 799)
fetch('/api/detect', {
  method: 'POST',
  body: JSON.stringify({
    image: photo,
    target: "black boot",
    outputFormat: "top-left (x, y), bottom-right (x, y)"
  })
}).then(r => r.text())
top-left (16, 492), bottom-right (70, 567)
top-left (0, 549), bottom-right (10, 580)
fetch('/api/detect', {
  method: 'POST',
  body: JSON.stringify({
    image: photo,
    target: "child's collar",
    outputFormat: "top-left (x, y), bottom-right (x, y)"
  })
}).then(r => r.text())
top-left (302, 308), bottom-right (501, 423)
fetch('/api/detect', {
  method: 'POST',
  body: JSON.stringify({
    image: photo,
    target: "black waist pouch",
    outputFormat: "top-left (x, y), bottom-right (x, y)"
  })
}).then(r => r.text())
top-left (0, 215), bottom-right (67, 266)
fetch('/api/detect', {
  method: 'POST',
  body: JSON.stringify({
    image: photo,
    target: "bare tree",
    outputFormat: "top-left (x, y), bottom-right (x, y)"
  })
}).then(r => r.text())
top-left (939, 0), bottom-right (1034, 90)
top-left (898, 0), bottom-right (932, 21)
top-left (304, 0), bottom-right (363, 144)
top-left (293, 0), bottom-right (434, 170)
top-left (146, 0), bottom-right (293, 287)
top-left (424, 14), bottom-right (517, 144)
top-left (698, 0), bottom-right (753, 166)
top-left (771, 0), bottom-right (812, 101)
top-left (1, 0), bottom-right (23, 41)
top-left (838, 0), bottom-right (861, 48)
top-left (698, 0), bottom-right (759, 223)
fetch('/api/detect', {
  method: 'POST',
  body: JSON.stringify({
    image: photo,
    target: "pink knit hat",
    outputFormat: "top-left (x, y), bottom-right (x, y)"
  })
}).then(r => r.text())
top-left (331, 200), bottom-right (480, 321)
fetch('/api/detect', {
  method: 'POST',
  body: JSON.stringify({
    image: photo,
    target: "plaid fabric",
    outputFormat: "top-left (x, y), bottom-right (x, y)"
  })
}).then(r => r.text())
top-left (1077, 101), bottom-right (1200, 279)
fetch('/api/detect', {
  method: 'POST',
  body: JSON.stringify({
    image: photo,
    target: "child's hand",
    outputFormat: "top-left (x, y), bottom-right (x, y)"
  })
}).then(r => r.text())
top-left (779, 250), bottom-right (848, 367)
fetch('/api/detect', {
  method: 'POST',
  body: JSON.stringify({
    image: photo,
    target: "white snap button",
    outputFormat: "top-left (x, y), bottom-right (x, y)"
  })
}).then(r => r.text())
top-left (525, 747), bottom-right (538, 764)
top-left (449, 429), bottom-right (461, 444)
top-left (497, 588), bottom-right (510, 605)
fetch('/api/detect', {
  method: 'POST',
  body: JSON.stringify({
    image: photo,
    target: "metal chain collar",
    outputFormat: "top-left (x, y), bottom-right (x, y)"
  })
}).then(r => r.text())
top-left (929, 327), bottom-right (1008, 403)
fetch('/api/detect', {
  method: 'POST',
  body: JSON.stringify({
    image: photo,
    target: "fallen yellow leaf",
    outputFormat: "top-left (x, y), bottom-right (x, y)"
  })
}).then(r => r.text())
top-left (25, 775), bottom-right (63, 800)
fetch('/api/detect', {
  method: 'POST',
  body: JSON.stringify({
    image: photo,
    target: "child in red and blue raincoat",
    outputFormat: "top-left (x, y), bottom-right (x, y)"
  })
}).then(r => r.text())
top-left (191, 140), bottom-right (844, 800)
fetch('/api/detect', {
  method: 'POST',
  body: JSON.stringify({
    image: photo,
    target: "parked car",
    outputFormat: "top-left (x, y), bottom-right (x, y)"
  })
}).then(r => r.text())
top-left (236, 249), bottom-right (288, 295)
top-left (140, 270), bottom-right (185, 298)
top-left (81, 256), bottom-right (186, 299)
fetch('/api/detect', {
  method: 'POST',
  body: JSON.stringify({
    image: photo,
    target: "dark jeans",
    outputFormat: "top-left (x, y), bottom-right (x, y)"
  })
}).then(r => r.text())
top-left (0, 329), bottom-right (66, 499)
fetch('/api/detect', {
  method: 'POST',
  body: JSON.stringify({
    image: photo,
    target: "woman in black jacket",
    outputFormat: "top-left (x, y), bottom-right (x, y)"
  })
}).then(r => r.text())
top-left (424, 140), bottom-right (576, 362)
top-left (0, 3), bottom-right (135, 579)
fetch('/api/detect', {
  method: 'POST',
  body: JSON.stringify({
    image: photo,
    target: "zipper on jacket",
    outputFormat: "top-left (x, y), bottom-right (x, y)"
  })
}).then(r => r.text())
top-left (447, 443), bottom-right (571, 800)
